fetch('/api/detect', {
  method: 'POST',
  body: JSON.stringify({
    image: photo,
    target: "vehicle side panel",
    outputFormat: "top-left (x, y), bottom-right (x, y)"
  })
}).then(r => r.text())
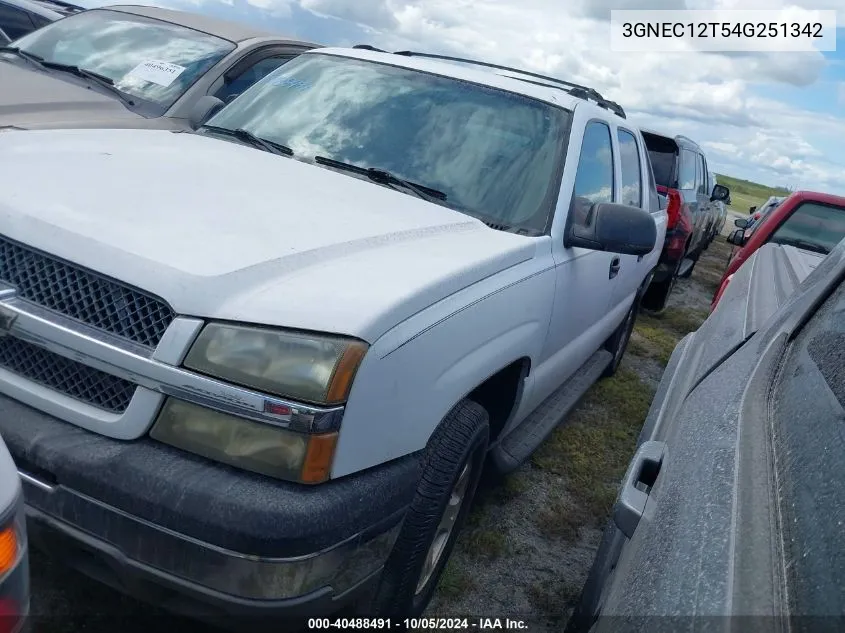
top-left (332, 248), bottom-right (556, 477)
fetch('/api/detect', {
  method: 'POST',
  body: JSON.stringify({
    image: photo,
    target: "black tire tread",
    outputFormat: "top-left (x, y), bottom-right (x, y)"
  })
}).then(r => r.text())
top-left (368, 399), bottom-right (489, 618)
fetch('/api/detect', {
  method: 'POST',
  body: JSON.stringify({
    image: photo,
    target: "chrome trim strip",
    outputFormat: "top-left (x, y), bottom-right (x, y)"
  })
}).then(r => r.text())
top-left (152, 317), bottom-right (204, 366)
top-left (19, 471), bottom-right (55, 493)
top-left (0, 297), bottom-right (344, 434)
top-left (20, 471), bottom-right (399, 600)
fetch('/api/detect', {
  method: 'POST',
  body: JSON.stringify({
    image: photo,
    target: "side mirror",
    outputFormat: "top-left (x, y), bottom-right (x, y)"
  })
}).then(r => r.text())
top-left (734, 217), bottom-right (748, 229)
top-left (710, 183), bottom-right (730, 202)
top-left (566, 202), bottom-right (657, 256)
top-left (727, 229), bottom-right (745, 246)
top-left (748, 205), bottom-right (757, 213)
top-left (187, 95), bottom-right (225, 130)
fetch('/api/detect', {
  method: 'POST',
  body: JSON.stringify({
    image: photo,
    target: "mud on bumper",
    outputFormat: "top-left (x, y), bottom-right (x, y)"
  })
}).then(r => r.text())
top-left (0, 395), bottom-right (420, 624)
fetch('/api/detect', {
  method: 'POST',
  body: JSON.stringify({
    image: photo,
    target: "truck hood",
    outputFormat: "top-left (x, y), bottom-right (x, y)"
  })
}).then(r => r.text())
top-left (0, 128), bottom-right (537, 342)
top-left (0, 59), bottom-right (154, 130)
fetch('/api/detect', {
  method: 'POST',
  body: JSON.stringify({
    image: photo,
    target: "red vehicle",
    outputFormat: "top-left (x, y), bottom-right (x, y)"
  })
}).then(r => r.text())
top-left (712, 190), bottom-right (845, 310)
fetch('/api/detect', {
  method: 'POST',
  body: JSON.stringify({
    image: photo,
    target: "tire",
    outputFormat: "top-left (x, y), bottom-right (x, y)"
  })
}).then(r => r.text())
top-left (365, 400), bottom-right (489, 619)
top-left (602, 298), bottom-right (639, 378)
top-left (640, 255), bottom-right (682, 314)
top-left (677, 252), bottom-right (698, 279)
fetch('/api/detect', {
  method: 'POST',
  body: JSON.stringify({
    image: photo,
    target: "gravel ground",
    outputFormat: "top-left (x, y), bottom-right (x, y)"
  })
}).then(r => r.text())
top-left (27, 239), bottom-right (736, 633)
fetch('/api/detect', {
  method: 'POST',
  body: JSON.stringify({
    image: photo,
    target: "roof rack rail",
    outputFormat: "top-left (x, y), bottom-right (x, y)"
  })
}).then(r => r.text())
top-left (392, 50), bottom-right (626, 119)
top-left (353, 44), bottom-right (388, 53)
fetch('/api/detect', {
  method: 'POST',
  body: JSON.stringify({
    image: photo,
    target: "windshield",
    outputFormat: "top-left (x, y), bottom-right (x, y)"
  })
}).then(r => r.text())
top-left (769, 201), bottom-right (845, 255)
top-left (206, 53), bottom-right (570, 233)
top-left (9, 9), bottom-right (235, 110)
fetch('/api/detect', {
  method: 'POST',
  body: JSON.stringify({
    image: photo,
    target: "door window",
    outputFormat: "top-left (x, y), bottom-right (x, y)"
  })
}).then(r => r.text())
top-left (0, 2), bottom-right (36, 40)
top-left (697, 154), bottom-right (708, 195)
top-left (214, 55), bottom-right (294, 103)
top-left (617, 129), bottom-right (643, 208)
top-left (678, 149), bottom-right (697, 190)
top-left (571, 121), bottom-right (614, 228)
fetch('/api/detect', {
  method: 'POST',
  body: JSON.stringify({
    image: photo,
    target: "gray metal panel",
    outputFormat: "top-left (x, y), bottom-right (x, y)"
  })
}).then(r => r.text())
top-left (587, 237), bottom-right (845, 629)
top-left (103, 4), bottom-right (309, 43)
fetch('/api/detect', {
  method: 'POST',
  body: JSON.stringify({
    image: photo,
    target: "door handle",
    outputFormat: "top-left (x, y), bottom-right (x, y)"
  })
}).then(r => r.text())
top-left (609, 256), bottom-right (621, 279)
top-left (614, 440), bottom-right (666, 538)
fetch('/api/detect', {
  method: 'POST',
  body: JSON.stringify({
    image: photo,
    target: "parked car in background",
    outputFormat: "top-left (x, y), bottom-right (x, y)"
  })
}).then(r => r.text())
top-left (568, 234), bottom-right (845, 633)
top-left (0, 4), bottom-right (317, 130)
top-left (713, 190), bottom-right (845, 310)
top-left (640, 129), bottom-right (729, 311)
top-left (0, 433), bottom-right (28, 633)
top-left (0, 47), bottom-right (664, 623)
top-left (743, 195), bottom-right (785, 232)
top-left (0, 0), bottom-right (82, 41)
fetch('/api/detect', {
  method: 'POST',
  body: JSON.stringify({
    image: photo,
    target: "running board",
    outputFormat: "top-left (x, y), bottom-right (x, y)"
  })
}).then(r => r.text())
top-left (678, 257), bottom-right (696, 277)
top-left (491, 349), bottom-right (613, 474)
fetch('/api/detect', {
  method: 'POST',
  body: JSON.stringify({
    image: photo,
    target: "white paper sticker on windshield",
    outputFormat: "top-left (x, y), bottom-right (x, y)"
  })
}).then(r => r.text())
top-left (126, 60), bottom-right (186, 87)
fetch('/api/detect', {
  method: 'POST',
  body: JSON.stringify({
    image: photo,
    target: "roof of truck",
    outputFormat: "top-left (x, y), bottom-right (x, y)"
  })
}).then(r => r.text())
top-left (310, 47), bottom-right (627, 121)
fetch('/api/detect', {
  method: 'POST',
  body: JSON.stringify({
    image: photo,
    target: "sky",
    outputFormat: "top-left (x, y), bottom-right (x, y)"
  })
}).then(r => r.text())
top-left (83, 0), bottom-right (845, 194)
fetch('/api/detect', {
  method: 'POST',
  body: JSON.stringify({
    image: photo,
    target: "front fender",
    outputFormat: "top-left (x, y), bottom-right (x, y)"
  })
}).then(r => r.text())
top-left (331, 264), bottom-right (556, 478)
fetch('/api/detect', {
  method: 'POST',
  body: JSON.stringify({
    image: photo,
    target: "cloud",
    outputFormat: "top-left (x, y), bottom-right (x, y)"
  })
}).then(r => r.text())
top-left (284, 0), bottom-right (843, 193)
top-left (300, 0), bottom-right (397, 29)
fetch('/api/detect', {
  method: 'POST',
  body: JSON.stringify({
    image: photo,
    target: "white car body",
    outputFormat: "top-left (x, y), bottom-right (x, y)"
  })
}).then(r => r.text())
top-left (0, 47), bottom-right (667, 619)
top-left (0, 49), bottom-right (666, 478)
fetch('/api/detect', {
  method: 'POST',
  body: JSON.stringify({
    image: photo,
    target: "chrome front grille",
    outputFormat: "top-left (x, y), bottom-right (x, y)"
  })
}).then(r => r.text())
top-left (0, 336), bottom-right (136, 413)
top-left (0, 235), bottom-right (175, 348)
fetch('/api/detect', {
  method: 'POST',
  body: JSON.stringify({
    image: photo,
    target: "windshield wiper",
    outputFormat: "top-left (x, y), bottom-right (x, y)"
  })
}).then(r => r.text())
top-left (38, 61), bottom-right (136, 106)
top-left (202, 125), bottom-right (293, 157)
top-left (314, 156), bottom-right (447, 203)
top-left (0, 46), bottom-right (44, 67)
top-left (772, 237), bottom-right (830, 255)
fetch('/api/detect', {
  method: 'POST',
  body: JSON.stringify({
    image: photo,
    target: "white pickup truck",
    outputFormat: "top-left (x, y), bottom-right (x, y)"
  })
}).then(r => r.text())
top-left (0, 47), bottom-right (666, 623)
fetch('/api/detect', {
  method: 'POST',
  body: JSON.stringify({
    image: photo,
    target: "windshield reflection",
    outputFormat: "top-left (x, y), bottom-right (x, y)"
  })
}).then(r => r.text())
top-left (207, 53), bottom-right (570, 233)
top-left (10, 9), bottom-right (235, 110)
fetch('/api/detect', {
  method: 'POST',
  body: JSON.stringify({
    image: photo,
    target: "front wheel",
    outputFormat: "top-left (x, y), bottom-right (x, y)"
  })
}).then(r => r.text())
top-left (366, 400), bottom-right (489, 618)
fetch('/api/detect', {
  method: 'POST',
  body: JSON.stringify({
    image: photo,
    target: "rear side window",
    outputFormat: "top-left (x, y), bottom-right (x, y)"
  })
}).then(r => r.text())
top-left (0, 2), bottom-right (36, 39)
top-left (570, 121), bottom-right (614, 228)
top-left (697, 154), bottom-right (709, 195)
top-left (617, 129), bottom-right (642, 208)
top-left (678, 149), bottom-right (697, 190)
top-left (768, 202), bottom-right (845, 255)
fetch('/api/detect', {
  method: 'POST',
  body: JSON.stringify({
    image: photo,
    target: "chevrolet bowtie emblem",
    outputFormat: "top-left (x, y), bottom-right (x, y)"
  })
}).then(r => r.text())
top-left (0, 305), bottom-right (17, 336)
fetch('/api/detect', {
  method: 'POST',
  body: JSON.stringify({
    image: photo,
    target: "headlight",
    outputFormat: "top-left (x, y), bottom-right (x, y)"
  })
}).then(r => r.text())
top-left (183, 323), bottom-right (368, 405)
top-left (150, 398), bottom-right (338, 483)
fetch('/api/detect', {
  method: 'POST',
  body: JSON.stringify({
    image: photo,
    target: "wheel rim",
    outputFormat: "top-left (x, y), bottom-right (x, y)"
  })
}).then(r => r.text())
top-left (415, 461), bottom-right (473, 595)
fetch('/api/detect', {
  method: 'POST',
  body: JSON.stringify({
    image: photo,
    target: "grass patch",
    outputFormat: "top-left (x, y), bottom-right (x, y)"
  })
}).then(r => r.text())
top-left (631, 306), bottom-right (708, 366)
top-left (658, 307), bottom-right (709, 334)
top-left (536, 496), bottom-right (590, 541)
top-left (527, 579), bottom-right (582, 616)
top-left (494, 472), bottom-right (530, 502)
top-left (715, 172), bottom-right (790, 215)
top-left (532, 368), bottom-right (654, 531)
top-left (437, 560), bottom-right (476, 601)
top-left (463, 528), bottom-right (508, 559)
top-left (631, 316), bottom-right (680, 366)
